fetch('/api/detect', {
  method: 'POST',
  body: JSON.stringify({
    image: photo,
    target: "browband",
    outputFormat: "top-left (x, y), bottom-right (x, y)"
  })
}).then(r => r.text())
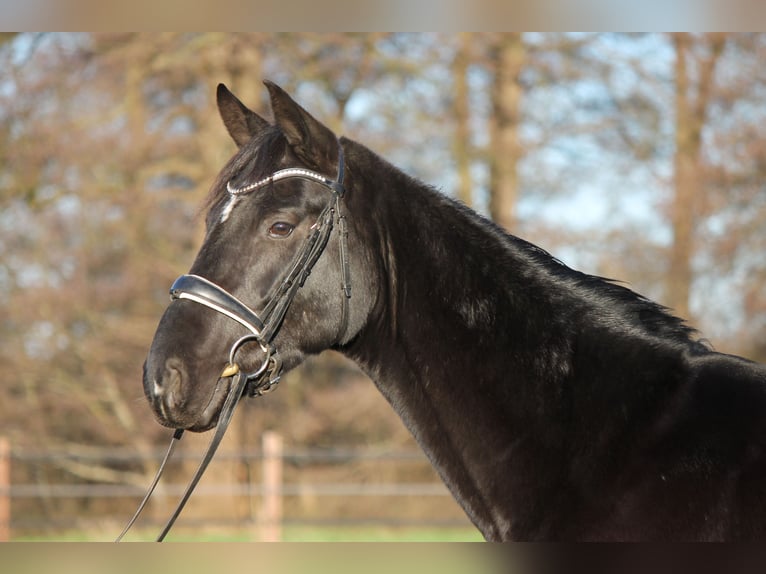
top-left (226, 143), bottom-right (345, 197)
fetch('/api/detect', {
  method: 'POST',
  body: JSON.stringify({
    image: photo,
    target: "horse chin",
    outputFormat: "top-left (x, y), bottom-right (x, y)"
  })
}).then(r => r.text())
top-left (186, 377), bottom-right (232, 432)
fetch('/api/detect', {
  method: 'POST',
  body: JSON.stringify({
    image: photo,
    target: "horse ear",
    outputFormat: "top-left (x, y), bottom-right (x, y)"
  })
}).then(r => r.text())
top-left (216, 83), bottom-right (270, 148)
top-left (264, 80), bottom-right (338, 169)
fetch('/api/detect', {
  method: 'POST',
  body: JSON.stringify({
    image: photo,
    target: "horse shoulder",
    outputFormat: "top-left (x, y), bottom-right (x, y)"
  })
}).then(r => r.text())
top-left (574, 352), bottom-right (766, 540)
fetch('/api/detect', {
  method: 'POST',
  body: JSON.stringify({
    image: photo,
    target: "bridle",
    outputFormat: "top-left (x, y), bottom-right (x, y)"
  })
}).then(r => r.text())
top-left (169, 144), bottom-right (350, 396)
top-left (117, 143), bottom-right (350, 541)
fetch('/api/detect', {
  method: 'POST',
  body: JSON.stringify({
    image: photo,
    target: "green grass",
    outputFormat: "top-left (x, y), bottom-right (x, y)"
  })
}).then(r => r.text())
top-left (13, 525), bottom-right (483, 542)
top-left (281, 525), bottom-right (483, 542)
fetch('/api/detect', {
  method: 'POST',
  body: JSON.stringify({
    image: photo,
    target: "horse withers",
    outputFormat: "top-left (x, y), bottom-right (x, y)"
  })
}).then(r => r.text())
top-left (143, 80), bottom-right (766, 541)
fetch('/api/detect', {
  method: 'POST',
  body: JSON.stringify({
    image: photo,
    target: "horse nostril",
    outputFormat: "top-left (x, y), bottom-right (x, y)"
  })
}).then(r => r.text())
top-left (160, 358), bottom-right (187, 407)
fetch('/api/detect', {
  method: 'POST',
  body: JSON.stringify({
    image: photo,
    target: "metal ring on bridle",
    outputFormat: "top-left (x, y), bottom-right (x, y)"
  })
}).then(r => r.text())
top-left (228, 334), bottom-right (272, 379)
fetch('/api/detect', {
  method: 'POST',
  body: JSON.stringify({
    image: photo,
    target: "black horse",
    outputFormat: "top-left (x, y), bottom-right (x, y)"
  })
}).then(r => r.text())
top-left (144, 80), bottom-right (766, 541)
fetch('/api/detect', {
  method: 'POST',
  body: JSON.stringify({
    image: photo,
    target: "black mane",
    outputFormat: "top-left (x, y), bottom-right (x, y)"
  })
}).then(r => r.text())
top-left (346, 138), bottom-right (705, 357)
top-left (508, 233), bottom-right (707, 351)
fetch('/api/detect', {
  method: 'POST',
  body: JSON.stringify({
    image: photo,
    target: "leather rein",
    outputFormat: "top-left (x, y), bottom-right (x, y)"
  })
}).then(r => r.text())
top-left (117, 144), bottom-right (349, 541)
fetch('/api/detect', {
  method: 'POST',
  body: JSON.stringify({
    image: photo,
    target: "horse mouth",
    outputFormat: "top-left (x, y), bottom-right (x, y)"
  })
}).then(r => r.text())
top-left (187, 376), bottom-right (232, 432)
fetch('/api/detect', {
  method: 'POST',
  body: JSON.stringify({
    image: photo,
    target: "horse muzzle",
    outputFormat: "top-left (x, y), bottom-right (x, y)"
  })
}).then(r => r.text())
top-left (143, 356), bottom-right (221, 431)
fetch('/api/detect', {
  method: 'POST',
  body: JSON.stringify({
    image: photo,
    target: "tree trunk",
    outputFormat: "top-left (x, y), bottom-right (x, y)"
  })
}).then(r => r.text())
top-left (489, 33), bottom-right (525, 232)
top-left (452, 32), bottom-right (473, 207)
top-left (668, 33), bottom-right (725, 321)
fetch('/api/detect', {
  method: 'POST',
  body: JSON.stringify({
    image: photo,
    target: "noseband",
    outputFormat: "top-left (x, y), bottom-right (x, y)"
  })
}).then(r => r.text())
top-left (117, 143), bottom-right (350, 541)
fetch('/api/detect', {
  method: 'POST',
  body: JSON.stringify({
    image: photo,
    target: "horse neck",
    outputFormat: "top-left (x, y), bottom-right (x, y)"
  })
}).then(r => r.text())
top-left (340, 144), bottom-right (569, 539)
top-left (339, 143), bottom-right (705, 540)
top-left (345, 146), bottom-right (558, 406)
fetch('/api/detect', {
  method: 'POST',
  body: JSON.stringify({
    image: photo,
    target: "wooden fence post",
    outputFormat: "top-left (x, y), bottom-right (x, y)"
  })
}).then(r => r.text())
top-left (0, 437), bottom-right (9, 542)
top-left (260, 431), bottom-right (283, 542)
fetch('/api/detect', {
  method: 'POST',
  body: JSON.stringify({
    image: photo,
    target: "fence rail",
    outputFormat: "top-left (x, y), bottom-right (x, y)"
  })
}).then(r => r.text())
top-left (0, 433), bottom-right (471, 540)
top-left (6, 482), bottom-right (452, 498)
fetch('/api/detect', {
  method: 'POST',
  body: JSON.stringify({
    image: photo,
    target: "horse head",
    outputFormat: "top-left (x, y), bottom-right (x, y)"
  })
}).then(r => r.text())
top-left (143, 81), bottom-right (374, 431)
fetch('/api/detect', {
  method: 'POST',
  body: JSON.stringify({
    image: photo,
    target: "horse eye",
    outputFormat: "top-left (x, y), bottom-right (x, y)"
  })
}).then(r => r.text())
top-left (268, 222), bottom-right (294, 238)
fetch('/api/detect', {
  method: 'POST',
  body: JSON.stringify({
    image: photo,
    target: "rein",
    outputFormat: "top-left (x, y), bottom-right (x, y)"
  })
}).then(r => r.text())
top-left (117, 144), bottom-right (349, 541)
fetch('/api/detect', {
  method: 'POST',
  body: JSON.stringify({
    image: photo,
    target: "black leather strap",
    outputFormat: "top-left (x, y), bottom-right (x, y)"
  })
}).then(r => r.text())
top-left (155, 370), bottom-right (249, 541)
top-left (170, 274), bottom-right (265, 336)
top-left (114, 428), bottom-right (183, 542)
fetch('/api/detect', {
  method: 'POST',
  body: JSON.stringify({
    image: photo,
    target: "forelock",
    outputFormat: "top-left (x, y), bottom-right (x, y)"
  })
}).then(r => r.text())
top-left (203, 127), bottom-right (287, 216)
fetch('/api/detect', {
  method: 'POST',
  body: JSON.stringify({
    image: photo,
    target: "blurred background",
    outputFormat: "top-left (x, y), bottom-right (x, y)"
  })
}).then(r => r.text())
top-left (0, 32), bottom-right (765, 541)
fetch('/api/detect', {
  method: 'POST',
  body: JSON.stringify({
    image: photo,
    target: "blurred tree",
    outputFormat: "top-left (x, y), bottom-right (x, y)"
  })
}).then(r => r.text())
top-left (488, 33), bottom-right (525, 231)
top-left (691, 33), bottom-right (766, 355)
top-left (667, 33), bottom-right (726, 322)
top-left (451, 32), bottom-right (474, 207)
top-left (0, 33), bottom-right (267, 523)
top-left (1, 32), bottom-right (765, 531)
